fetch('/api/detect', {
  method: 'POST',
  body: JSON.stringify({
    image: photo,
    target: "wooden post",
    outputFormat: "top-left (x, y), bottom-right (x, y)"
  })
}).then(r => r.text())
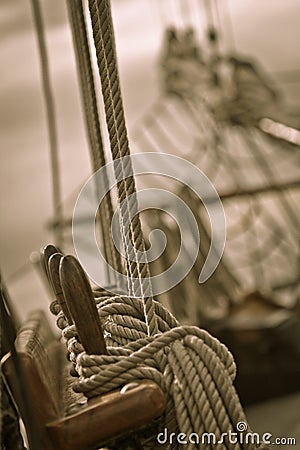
top-left (60, 255), bottom-right (107, 355)
top-left (48, 253), bottom-right (73, 325)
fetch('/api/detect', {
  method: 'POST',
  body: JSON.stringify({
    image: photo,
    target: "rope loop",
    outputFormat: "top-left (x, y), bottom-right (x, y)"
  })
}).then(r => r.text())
top-left (52, 294), bottom-right (268, 449)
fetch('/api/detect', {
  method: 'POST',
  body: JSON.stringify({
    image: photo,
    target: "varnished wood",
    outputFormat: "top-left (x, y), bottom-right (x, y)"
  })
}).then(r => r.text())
top-left (1, 310), bottom-right (64, 450)
top-left (47, 380), bottom-right (165, 450)
top-left (41, 244), bottom-right (61, 281)
top-left (48, 253), bottom-right (73, 324)
top-left (1, 310), bottom-right (166, 450)
top-left (60, 255), bottom-right (108, 355)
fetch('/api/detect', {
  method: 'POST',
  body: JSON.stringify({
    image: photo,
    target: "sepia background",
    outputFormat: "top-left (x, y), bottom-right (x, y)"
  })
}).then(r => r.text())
top-left (1, 0), bottom-right (300, 444)
top-left (1, 0), bottom-right (300, 313)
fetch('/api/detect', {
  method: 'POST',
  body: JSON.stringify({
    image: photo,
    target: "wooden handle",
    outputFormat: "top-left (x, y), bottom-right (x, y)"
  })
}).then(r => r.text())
top-left (59, 255), bottom-right (107, 355)
top-left (48, 253), bottom-right (73, 325)
top-left (41, 244), bottom-right (61, 281)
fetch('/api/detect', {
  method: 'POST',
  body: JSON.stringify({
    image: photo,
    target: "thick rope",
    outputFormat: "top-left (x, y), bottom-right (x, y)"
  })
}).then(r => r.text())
top-left (87, 0), bottom-right (157, 335)
top-left (49, 2), bottom-right (268, 448)
top-left (51, 295), bottom-right (268, 450)
top-left (66, 0), bottom-right (124, 285)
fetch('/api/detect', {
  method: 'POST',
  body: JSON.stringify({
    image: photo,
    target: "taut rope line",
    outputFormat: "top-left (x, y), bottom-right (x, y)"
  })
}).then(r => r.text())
top-left (66, 0), bottom-right (123, 285)
top-left (30, 0), bottom-right (63, 248)
top-left (87, 0), bottom-right (158, 335)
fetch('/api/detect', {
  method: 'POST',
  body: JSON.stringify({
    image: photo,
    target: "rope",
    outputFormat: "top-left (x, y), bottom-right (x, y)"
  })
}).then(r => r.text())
top-left (66, 0), bottom-right (123, 285)
top-left (52, 295), bottom-right (268, 450)
top-left (47, 2), bottom-right (269, 448)
top-left (30, 0), bottom-right (63, 248)
top-left (87, 0), bottom-right (158, 335)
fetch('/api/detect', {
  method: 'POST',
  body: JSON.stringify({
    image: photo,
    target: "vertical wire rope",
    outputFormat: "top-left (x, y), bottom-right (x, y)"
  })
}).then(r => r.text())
top-left (30, 0), bottom-right (63, 248)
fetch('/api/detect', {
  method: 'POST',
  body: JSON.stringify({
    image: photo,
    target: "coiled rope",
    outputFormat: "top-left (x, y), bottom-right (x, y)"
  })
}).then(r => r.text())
top-left (54, 1), bottom-right (270, 448)
top-left (52, 294), bottom-right (268, 450)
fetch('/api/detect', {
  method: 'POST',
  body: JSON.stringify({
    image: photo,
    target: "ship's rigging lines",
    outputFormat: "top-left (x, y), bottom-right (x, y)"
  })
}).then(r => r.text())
top-left (28, 0), bottom-right (300, 321)
top-left (3, 2), bottom-right (300, 444)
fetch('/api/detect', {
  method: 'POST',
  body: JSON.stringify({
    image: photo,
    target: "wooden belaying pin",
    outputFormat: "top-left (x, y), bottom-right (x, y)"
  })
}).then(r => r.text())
top-left (59, 255), bottom-right (108, 355)
top-left (41, 244), bottom-right (61, 281)
top-left (48, 253), bottom-right (73, 325)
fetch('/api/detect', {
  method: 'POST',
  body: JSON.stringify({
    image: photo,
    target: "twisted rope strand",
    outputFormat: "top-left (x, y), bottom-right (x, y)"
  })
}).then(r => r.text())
top-left (66, 0), bottom-right (123, 284)
top-left (87, 0), bottom-right (158, 335)
top-left (87, 0), bottom-right (140, 279)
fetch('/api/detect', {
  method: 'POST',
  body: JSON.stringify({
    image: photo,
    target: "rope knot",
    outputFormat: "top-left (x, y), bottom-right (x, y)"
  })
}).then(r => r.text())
top-left (59, 294), bottom-right (266, 449)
